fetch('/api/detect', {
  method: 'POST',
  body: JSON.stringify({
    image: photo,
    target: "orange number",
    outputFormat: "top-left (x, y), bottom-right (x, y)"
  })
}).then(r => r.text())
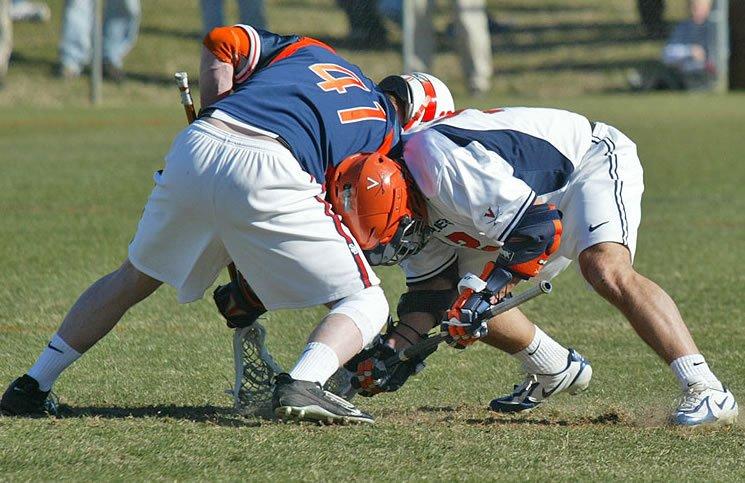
top-left (337, 102), bottom-right (387, 124)
top-left (309, 63), bottom-right (370, 94)
top-left (309, 63), bottom-right (386, 125)
top-left (446, 232), bottom-right (498, 252)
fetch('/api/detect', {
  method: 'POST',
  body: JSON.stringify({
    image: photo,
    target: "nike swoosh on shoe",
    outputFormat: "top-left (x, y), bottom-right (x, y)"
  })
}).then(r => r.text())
top-left (541, 375), bottom-right (568, 398)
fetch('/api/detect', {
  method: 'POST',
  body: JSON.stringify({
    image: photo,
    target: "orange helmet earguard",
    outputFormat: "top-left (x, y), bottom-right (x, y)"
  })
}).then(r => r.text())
top-left (329, 152), bottom-right (431, 266)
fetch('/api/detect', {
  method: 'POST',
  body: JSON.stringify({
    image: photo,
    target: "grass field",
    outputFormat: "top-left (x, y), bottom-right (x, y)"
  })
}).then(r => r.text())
top-left (2, 0), bottom-right (745, 480)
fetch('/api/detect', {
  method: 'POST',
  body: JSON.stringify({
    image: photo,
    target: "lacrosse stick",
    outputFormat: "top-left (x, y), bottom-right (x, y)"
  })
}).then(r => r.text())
top-left (232, 324), bottom-right (284, 418)
top-left (385, 281), bottom-right (552, 367)
top-left (174, 72), bottom-right (197, 123)
top-left (173, 71), bottom-right (288, 417)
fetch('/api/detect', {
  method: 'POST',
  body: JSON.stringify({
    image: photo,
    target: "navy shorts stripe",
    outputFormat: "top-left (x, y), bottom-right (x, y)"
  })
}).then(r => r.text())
top-left (593, 134), bottom-right (628, 245)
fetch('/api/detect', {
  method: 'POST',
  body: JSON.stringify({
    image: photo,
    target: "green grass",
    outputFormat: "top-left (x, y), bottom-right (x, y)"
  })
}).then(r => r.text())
top-left (2, 95), bottom-right (745, 480)
top-left (2, 0), bottom-right (745, 480)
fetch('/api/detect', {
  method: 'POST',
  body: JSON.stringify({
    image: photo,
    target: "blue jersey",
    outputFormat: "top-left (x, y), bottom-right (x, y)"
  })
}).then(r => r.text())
top-left (210, 27), bottom-right (400, 183)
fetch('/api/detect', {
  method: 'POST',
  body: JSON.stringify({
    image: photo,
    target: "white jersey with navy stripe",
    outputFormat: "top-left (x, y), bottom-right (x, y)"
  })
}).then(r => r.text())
top-left (400, 108), bottom-right (643, 284)
top-left (403, 108), bottom-right (592, 250)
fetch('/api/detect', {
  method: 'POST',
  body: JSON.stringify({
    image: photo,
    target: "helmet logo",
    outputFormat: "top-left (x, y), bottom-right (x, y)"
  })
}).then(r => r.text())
top-left (366, 177), bottom-right (380, 190)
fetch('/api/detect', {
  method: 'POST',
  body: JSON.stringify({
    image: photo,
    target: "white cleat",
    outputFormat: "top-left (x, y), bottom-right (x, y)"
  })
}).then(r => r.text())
top-left (490, 349), bottom-right (592, 413)
top-left (672, 382), bottom-right (738, 427)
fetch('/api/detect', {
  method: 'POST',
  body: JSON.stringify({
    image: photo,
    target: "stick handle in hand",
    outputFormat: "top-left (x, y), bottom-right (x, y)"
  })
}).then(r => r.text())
top-left (174, 72), bottom-right (197, 124)
top-left (385, 281), bottom-right (552, 366)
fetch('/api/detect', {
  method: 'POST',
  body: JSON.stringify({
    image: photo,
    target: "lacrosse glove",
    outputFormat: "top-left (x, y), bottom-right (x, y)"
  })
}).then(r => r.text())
top-left (443, 262), bottom-right (513, 348)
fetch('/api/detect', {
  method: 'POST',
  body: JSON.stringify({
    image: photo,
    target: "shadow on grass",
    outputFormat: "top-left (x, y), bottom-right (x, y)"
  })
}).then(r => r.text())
top-left (466, 411), bottom-right (624, 427)
top-left (58, 404), bottom-right (263, 427)
top-left (414, 405), bottom-right (625, 427)
top-left (10, 52), bottom-right (197, 88)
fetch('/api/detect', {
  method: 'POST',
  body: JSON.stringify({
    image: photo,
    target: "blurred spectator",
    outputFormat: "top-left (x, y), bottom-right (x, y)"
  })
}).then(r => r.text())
top-left (57, 0), bottom-right (140, 82)
top-left (200, 1), bottom-right (265, 35)
top-left (1, 0), bottom-right (50, 87)
top-left (0, 0), bottom-right (9, 86)
top-left (408, 0), bottom-right (492, 95)
top-left (336, 0), bottom-right (388, 48)
top-left (628, 0), bottom-right (716, 91)
top-left (637, 0), bottom-right (666, 38)
top-left (10, 0), bottom-right (50, 22)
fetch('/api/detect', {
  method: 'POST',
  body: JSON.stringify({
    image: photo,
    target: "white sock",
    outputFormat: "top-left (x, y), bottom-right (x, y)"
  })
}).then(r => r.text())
top-left (289, 342), bottom-right (340, 386)
top-left (670, 354), bottom-right (722, 391)
top-left (512, 326), bottom-right (569, 375)
top-left (26, 333), bottom-right (82, 391)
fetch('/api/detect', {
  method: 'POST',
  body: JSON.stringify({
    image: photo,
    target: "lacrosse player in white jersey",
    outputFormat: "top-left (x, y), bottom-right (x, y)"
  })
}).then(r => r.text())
top-left (330, 107), bottom-right (738, 427)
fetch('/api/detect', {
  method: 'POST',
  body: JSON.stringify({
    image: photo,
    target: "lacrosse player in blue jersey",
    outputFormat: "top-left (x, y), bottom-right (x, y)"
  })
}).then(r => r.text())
top-left (1, 24), bottom-right (455, 425)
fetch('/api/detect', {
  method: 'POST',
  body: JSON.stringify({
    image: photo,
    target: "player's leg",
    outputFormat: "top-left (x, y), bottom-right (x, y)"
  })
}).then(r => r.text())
top-left (212, 127), bottom-right (388, 423)
top-left (0, 260), bottom-right (161, 416)
top-left (2, 122), bottom-right (232, 416)
top-left (577, 122), bottom-right (736, 426)
top-left (579, 242), bottom-right (737, 425)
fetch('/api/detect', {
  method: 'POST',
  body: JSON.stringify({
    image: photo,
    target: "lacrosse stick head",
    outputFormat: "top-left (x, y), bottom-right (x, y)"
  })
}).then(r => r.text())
top-left (232, 323), bottom-right (284, 419)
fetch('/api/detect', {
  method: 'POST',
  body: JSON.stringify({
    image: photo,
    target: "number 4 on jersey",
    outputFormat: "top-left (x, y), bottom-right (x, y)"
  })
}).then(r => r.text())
top-left (309, 63), bottom-right (386, 125)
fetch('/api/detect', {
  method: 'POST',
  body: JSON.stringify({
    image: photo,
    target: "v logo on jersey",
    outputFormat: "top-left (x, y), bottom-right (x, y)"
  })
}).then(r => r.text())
top-left (484, 207), bottom-right (496, 218)
top-left (366, 177), bottom-right (380, 190)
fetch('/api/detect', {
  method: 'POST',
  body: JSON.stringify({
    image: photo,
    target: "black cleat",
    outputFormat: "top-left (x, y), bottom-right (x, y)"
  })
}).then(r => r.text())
top-left (1, 375), bottom-right (58, 417)
top-left (272, 373), bottom-right (374, 425)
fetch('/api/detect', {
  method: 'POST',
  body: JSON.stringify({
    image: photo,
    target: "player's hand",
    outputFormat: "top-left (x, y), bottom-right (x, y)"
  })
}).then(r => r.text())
top-left (498, 203), bottom-right (562, 279)
top-left (443, 264), bottom-right (514, 348)
top-left (345, 337), bottom-right (430, 396)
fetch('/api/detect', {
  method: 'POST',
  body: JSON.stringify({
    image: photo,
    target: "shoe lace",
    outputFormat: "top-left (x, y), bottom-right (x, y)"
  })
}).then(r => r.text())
top-left (44, 391), bottom-right (60, 416)
top-left (677, 382), bottom-right (708, 412)
top-left (511, 374), bottom-right (538, 395)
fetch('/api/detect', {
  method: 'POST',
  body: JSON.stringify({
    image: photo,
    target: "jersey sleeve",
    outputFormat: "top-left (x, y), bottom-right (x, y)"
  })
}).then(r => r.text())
top-left (203, 25), bottom-right (301, 83)
top-left (406, 129), bottom-right (537, 245)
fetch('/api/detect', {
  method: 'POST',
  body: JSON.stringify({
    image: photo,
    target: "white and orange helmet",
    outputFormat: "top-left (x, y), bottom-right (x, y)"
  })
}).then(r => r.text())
top-left (379, 72), bottom-right (454, 131)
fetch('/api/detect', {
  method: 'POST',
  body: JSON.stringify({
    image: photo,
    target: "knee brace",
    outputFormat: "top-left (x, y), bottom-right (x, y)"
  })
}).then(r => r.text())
top-left (328, 286), bottom-right (389, 347)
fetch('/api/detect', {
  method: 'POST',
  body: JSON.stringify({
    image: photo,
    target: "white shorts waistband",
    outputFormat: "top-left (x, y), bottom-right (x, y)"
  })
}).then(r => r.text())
top-left (189, 119), bottom-right (293, 156)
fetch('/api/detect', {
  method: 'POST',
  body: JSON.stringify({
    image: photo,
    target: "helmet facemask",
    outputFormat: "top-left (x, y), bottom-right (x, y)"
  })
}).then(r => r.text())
top-left (365, 214), bottom-right (432, 266)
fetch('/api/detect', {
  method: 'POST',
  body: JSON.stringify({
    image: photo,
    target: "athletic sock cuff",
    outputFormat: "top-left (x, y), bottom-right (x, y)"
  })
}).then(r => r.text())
top-left (670, 354), bottom-right (721, 391)
top-left (513, 327), bottom-right (569, 375)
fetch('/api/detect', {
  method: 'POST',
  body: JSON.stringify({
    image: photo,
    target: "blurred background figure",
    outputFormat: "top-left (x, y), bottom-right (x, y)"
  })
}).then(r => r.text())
top-left (336, 0), bottom-right (388, 48)
top-left (200, 0), bottom-right (266, 35)
top-left (10, 0), bottom-right (50, 22)
top-left (0, 0), bottom-right (9, 87)
top-left (628, 0), bottom-right (716, 91)
top-left (637, 0), bottom-right (666, 38)
top-left (1, 0), bottom-right (50, 87)
top-left (407, 0), bottom-right (492, 96)
top-left (58, 0), bottom-right (140, 82)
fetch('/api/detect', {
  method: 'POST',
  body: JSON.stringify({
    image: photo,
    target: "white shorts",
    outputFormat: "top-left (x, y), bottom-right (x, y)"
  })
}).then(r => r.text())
top-left (403, 121), bottom-right (644, 283)
top-left (128, 120), bottom-right (379, 308)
